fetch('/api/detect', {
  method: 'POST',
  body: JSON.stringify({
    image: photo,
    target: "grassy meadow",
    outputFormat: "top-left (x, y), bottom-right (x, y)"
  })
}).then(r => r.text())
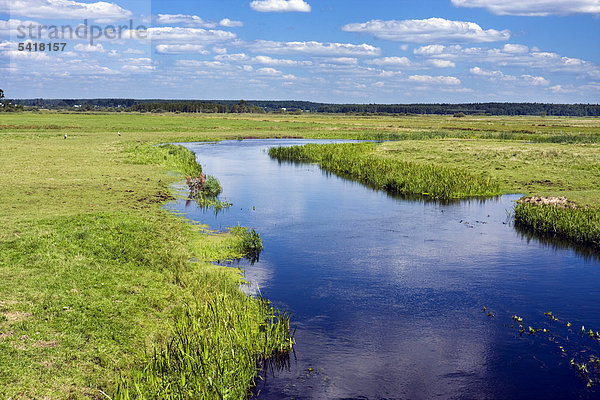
top-left (0, 111), bottom-right (599, 397)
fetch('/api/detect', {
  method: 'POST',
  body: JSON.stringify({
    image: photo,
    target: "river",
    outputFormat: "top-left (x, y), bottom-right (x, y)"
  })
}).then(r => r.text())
top-left (167, 139), bottom-right (600, 400)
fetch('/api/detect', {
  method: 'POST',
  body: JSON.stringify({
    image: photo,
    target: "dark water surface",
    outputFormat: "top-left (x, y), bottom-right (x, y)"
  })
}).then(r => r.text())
top-left (167, 139), bottom-right (600, 400)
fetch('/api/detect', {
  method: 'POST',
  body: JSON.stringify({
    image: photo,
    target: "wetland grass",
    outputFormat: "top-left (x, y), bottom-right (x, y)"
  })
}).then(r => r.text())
top-left (514, 203), bottom-right (600, 249)
top-left (269, 142), bottom-right (501, 200)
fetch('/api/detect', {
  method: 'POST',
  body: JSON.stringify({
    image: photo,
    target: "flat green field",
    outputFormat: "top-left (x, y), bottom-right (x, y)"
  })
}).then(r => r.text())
top-left (0, 111), bottom-right (598, 397)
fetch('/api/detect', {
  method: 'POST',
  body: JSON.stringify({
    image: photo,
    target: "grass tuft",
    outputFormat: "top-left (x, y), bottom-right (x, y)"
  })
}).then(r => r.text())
top-left (514, 203), bottom-right (600, 249)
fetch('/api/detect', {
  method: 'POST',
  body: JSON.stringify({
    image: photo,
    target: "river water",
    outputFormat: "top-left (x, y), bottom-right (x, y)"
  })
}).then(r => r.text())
top-left (167, 139), bottom-right (600, 400)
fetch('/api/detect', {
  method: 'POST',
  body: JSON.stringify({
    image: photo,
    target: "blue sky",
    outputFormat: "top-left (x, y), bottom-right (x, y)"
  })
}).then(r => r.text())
top-left (1, 0), bottom-right (599, 102)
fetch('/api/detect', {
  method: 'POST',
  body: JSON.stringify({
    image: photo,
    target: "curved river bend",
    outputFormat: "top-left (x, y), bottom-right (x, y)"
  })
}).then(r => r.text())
top-left (167, 139), bottom-right (600, 400)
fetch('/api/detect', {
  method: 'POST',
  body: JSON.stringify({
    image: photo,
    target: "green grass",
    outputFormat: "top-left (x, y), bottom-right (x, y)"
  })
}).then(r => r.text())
top-left (514, 203), bottom-right (600, 249)
top-left (270, 142), bottom-right (501, 199)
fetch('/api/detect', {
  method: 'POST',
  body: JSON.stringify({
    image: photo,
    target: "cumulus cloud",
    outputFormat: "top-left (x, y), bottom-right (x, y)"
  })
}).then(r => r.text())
top-left (0, 19), bottom-right (41, 38)
top-left (428, 59), bottom-right (456, 68)
top-left (320, 57), bottom-right (358, 65)
top-left (155, 14), bottom-right (217, 28)
top-left (408, 75), bottom-right (461, 85)
top-left (256, 67), bottom-right (282, 75)
top-left (451, 0), bottom-right (600, 16)
top-left (415, 44), bottom-right (600, 78)
top-left (246, 40), bottom-right (380, 56)
top-left (3, 49), bottom-right (50, 60)
top-left (367, 56), bottom-right (412, 66)
top-left (253, 55), bottom-right (312, 65)
top-left (470, 66), bottom-right (517, 80)
top-left (342, 18), bottom-right (510, 43)
top-left (470, 66), bottom-right (549, 85)
top-left (175, 60), bottom-right (230, 69)
top-left (74, 43), bottom-right (105, 52)
top-left (521, 74), bottom-right (550, 85)
top-left (145, 27), bottom-right (236, 44)
top-left (219, 18), bottom-right (243, 27)
top-left (1, 0), bottom-right (133, 22)
top-left (250, 0), bottom-right (311, 12)
top-left (156, 44), bottom-right (210, 54)
top-left (155, 14), bottom-right (243, 28)
top-left (124, 48), bottom-right (144, 54)
top-left (215, 53), bottom-right (250, 61)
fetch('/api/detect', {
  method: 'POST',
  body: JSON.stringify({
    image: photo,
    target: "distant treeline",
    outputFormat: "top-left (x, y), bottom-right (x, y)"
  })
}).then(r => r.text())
top-left (7, 98), bottom-right (600, 116)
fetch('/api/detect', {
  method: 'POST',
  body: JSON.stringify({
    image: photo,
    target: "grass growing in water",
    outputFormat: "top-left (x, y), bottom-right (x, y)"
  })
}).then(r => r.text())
top-left (203, 175), bottom-right (223, 198)
top-left (514, 203), bottom-right (600, 249)
top-left (269, 142), bottom-right (500, 200)
top-left (114, 272), bottom-right (292, 399)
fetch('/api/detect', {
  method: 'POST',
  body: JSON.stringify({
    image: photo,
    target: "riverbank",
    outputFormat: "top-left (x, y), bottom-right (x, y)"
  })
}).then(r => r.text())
top-left (0, 130), bottom-right (292, 397)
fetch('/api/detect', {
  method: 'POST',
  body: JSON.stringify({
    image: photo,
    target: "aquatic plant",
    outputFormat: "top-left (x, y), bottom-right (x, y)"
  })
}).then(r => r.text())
top-left (230, 226), bottom-right (263, 263)
top-left (269, 143), bottom-right (500, 200)
top-left (203, 175), bottom-right (222, 198)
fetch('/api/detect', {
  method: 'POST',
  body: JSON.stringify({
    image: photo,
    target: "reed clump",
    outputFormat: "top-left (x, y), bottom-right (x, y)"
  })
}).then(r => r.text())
top-left (269, 143), bottom-right (500, 200)
top-left (114, 280), bottom-right (293, 399)
top-left (514, 203), bottom-right (600, 249)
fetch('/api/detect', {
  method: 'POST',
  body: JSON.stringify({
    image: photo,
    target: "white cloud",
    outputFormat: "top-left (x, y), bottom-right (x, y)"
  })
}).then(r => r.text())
top-left (219, 18), bottom-right (243, 27)
top-left (451, 0), bottom-right (600, 16)
top-left (380, 70), bottom-right (403, 77)
top-left (74, 43), bottom-right (105, 52)
top-left (521, 74), bottom-right (550, 85)
top-left (3, 49), bottom-right (50, 60)
top-left (550, 85), bottom-right (575, 93)
top-left (409, 75), bottom-right (461, 85)
top-left (416, 44), bottom-right (600, 78)
top-left (320, 57), bottom-right (357, 65)
top-left (154, 14), bottom-right (243, 28)
top-left (470, 66), bottom-right (549, 85)
top-left (124, 48), bottom-right (144, 54)
top-left (253, 55), bottom-right (312, 65)
top-left (470, 66), bottom-right (517, 80)
top-left (250, 0), bottom-right (311, 12)
top-left (175, 60), bottom-right (230, 69)
top-left (215, 53), bottom-right (250, 61)
top-left (367, 56), bottom-right (412, 66)
top-left (2, 0), bottom-right (133, 23)
top-left (0, 19), bottom-right (40, 38)
top-left (246, 40), bottom-right (380, 56)
top-left (342, 18), bottom-right (510, 43)
top-left (155, 14), bottom-right (217, 28)
top-left (502, 44), bottom-right (529, 54)
top-left (122, 65), bottom-right (154, 72)
top-left (428, 59), bottom-right (456, 68)
top-left (413, 44), bottom-right (448, 55)
top-left (145, 27), bottom-right (236, 44)
top-left (156, 44), bottom-right (210, 54)
top-left (256, 67), bottom-right (283, 75)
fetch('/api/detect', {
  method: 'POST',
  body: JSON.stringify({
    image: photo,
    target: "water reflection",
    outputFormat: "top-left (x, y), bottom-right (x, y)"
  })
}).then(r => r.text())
top-left (167, 140), bottom-right (600, 399)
